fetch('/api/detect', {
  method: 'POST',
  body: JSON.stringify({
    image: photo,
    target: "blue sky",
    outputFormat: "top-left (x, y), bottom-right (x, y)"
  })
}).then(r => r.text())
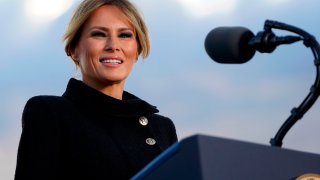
top-left (1, 0), bottom-right (320, 179)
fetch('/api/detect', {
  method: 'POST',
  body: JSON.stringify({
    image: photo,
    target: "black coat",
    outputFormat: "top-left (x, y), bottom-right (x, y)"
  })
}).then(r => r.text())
top-left (15, 78), bottom-right (177, 180)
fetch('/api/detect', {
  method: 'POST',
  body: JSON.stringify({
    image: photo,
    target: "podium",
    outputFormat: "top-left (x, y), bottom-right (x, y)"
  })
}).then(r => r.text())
top-left (132, 134), bottom-right (320, 180)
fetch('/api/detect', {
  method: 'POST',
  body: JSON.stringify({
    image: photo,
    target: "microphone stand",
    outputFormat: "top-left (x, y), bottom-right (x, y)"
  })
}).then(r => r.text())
top-left (265, 20), bottom-right (320, 147)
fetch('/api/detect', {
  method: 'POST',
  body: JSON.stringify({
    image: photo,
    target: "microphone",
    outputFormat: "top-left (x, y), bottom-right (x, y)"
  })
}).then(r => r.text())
top-left (204, 26), bottom-right (302, 64)
top-left (204, 20), bottom-right (320, 148)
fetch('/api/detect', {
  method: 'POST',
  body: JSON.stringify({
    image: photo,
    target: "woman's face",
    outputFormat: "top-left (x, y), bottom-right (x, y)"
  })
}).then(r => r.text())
top-left (72, 5), bottom-right (138, 90)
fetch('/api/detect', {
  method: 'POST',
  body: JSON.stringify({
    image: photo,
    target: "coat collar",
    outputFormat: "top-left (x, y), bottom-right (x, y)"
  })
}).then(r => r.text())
top-left (62, 78), bottom-right (159, 118)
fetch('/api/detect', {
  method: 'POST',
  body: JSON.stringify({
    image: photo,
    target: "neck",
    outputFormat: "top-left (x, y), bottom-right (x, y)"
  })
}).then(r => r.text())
top-left (82, 78), bottom-right (125, 100)
top-left (100, 85), bottom-right (124, 100)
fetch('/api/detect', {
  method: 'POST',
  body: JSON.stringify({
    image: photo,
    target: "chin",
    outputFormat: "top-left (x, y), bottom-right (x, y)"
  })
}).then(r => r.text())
top-left (101, 77), bottom-right (126, 84)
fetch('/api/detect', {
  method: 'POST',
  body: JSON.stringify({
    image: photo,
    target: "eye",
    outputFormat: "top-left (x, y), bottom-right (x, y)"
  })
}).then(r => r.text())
top-left (119, 32), bottom-right (133, 39)
top-left (91, 31), bottom-right (106, 37)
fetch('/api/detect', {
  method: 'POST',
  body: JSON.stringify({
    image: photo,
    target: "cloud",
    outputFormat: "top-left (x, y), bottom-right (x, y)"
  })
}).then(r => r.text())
top-left (0, 136), bottom-right (19, 180)
top-left (24, 0), bottom-right (74, 24)
top-left (179, 69), bottom-right (304, 103)
top-left (176, 0), bottom-right (238, 18)
top-left (263, 0), bottom-right (292, 6)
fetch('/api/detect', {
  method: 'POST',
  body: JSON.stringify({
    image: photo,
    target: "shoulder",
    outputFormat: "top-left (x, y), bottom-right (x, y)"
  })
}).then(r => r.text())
top-left (23, 95), bottom-right (70, 116)
top-left (25, 95), bottom-right (68, 106)
top-left (148, 114), bottom-right (175, 128)
top-left (23, 96), bottom-right (60, 116)
top-left (22, 95), bottom-right (73, 128)
top-left (24, 95), bottom-right (73, 111)
top-left (148, 114), bottom-right (178, 146)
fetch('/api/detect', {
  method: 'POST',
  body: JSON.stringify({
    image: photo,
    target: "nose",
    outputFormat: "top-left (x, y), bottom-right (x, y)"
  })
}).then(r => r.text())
top-left (105, 36), bottom-right (120, 52)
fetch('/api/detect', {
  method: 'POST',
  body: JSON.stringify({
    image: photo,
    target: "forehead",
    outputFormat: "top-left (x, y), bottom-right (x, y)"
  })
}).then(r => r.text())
top-left (85, 5), bottom-right (134, 30)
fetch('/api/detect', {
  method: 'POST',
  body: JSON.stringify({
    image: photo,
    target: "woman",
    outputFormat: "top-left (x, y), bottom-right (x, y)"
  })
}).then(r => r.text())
top-left (15, 0), bottom-right (177, 179)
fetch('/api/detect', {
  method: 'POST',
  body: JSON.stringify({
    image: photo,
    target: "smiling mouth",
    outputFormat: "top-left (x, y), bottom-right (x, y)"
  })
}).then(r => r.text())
top-left (99, 59), bottom-right (124, 64)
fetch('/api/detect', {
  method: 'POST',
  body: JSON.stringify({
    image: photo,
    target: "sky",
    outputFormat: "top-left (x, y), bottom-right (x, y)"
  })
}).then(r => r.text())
top-left (1, 0), bottom-right (320, 179)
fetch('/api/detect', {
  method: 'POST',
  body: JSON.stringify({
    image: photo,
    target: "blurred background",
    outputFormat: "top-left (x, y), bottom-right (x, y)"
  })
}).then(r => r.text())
top-left (1, 0), bottom-right (320, 179)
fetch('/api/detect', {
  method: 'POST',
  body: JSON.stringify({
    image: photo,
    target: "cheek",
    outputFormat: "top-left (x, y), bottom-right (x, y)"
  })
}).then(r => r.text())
top-left (125, 42), bottom-right (139, 60)
top-left (78, 41), bottom-right (101, 63)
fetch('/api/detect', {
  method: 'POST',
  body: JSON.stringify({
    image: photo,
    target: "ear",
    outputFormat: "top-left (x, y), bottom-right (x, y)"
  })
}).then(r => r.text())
top-left (70, 48), bottom-right (80, 64)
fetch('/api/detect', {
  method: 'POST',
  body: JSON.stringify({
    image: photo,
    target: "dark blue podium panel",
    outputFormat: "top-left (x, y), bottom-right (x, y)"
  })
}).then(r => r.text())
top-left (132, 134), bottom-right (320, 180)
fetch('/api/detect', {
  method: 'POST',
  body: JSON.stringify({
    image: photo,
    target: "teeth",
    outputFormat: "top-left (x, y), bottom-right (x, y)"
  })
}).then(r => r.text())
top-left (100, 59), bottom-right (122, 64)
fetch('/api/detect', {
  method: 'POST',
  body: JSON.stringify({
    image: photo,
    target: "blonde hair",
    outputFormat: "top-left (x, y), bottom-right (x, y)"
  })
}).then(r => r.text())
top-left (63, 0), bottom-right (150, 62)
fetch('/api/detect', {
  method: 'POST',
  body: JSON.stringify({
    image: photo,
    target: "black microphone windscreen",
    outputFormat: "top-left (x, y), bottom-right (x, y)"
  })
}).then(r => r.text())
top-left (205, 26), bottom-right (256, 64)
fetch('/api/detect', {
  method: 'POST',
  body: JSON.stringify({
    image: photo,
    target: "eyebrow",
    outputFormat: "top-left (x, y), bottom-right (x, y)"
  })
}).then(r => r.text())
top-left (89, 26), bottom-right (134, 32)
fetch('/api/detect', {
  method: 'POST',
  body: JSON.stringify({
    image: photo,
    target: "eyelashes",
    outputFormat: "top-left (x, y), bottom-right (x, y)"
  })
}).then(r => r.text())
top-left (90, 31), bottom-right (134, 39)
top-left (91, 31), bottom-right (105, 37)
top-left (119, 33), bottom-right (133, 39)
